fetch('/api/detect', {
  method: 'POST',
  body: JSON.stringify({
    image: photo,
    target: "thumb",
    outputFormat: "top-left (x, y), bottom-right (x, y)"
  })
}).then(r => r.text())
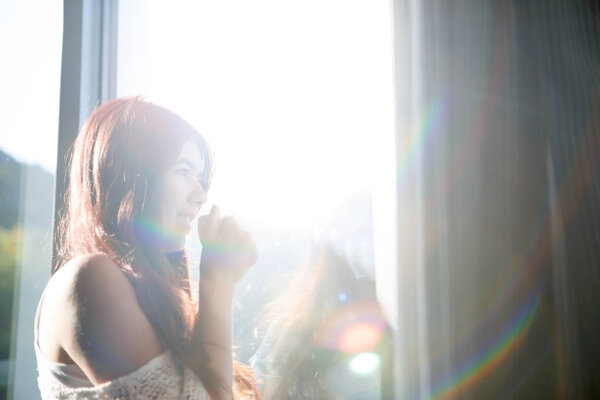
top-left (197, 204), bottom-right (220, 241)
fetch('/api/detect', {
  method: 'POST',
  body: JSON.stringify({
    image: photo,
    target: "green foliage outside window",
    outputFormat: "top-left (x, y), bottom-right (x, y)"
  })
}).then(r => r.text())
top-left (0, 226), bottom-right (19, 400)
top-left (0, 226), bottom-right (19, 359)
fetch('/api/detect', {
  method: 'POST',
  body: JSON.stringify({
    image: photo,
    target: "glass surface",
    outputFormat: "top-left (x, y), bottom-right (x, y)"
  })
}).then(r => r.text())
top-left (0, 1), bottom-right (63, 399)
top-left (116, 1), bottom-right (394, 398)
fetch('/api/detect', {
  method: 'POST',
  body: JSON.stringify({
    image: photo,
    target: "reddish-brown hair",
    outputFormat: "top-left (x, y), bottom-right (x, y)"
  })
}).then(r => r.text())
top-left (54, 97), bottom-right (259, 399)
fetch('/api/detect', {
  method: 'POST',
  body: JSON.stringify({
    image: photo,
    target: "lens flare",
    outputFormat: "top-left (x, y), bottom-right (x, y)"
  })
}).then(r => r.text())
top-left (428, 288), bottom-right (541, 400)
top-left (350, 352), bottom-right (380, 375)
top-left (339, 322), bottom-right (383, 354)
top-left (135, 215), bottom-right (183, 244)
top-left (314, 301), bottom-right (387, 354)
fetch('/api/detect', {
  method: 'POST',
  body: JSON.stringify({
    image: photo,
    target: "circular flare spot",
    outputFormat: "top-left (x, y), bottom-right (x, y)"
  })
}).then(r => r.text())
top-left (339, 322), bottom-right (383, 353)
top-left (350, 352), bottom-right (380, 374)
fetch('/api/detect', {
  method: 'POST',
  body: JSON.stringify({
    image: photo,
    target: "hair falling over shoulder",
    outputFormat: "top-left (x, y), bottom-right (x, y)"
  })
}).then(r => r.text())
top-left (54, 97), bottom-right (260, 399)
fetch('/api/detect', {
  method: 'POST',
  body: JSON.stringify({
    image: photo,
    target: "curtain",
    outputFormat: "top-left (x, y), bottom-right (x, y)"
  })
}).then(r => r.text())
top-left (390, 1), bottom-right (600, 398)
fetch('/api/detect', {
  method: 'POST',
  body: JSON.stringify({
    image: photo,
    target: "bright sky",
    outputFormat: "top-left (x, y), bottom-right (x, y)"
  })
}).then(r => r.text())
top-left (118, 0), bottom-right (394, 229)
top-left (0, 0), bottom-right (394, 229)
top-left (0, 0), bottom-right (63, 173)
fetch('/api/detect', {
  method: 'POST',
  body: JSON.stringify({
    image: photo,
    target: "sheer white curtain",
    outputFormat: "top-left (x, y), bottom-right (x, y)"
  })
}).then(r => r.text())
top-left (389, 1), bottom-right (600, 398)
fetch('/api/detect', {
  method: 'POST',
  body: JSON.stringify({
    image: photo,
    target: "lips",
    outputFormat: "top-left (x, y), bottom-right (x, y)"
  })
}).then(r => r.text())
top-left (177, 212), bottom-right (196, 230)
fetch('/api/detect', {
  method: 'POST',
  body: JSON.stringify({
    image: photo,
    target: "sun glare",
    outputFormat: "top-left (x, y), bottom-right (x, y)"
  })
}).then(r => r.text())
top-left (118, 0), bottom-right (393, 229)
top-left (349, 352), bottom-right (380, 375)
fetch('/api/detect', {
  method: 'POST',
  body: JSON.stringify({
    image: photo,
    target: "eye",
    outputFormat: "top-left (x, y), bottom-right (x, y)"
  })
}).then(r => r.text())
top-left (175, 168), bottom-right (189, 177)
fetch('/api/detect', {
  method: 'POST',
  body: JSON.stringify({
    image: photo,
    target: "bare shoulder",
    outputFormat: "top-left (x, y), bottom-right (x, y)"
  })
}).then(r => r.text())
top-left (40, 254), bottom-right (164, 384)
top-left (44, 254), bottom-right (136, 324)
top-left (38, 254), bottom-right (126, 361)
top-left (61, 253), bottom-right (136, 301)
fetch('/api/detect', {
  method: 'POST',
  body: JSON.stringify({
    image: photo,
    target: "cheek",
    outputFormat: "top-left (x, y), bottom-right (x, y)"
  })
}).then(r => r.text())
top-left (158, 179), bottom-right (187, 216)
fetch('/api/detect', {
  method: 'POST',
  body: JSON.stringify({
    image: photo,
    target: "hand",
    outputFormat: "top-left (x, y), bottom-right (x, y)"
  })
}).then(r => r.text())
top-left (197, 205), bottom-right (257, 287)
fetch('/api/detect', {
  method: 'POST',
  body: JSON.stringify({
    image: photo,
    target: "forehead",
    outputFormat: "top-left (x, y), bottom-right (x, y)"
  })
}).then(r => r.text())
top-left (174, 140), bottom-right (204, 171)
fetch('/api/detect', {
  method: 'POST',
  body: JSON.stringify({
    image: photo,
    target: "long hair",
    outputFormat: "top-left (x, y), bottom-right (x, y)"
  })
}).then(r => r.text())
top-left (257, 246), bottom-right (383, 399)
top-left (54, 97), bottom-right (259, 399)
top-left (261, 249), bottom-right (355, 399)
top-left (255, 195), bottom-right (384, 399)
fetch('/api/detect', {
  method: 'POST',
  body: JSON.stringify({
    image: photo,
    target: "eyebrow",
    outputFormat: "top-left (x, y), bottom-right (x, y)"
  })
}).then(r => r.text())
top-left (175, 158), bottom-right (203, 172)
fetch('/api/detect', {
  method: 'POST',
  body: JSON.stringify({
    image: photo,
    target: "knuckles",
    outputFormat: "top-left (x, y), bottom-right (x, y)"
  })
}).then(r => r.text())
top-left (197, 212), bottom-right (258, 281)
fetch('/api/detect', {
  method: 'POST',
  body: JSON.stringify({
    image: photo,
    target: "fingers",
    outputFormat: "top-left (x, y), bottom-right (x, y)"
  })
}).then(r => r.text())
top-left (242, 232), bottom-right (258, 266)
top-left (197, 205), bottom-right (220, 241)
top-left (197, 206), bottom-right (258, 283)
top-left (218, 216), bottom-right (239, 235)
top-left (198, 207), bottom-right (241, 237)
top-left (198, 206), bottom-right (255, 254)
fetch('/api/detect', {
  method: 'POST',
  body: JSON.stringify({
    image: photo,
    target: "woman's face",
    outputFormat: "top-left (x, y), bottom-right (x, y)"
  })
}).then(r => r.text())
top-left (145, 140), bottom-right (208, 252)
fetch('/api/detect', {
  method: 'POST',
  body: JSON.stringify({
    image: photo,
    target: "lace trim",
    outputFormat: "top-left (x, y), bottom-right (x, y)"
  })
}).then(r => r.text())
top-left (38, 351), bottom-right (210, 400)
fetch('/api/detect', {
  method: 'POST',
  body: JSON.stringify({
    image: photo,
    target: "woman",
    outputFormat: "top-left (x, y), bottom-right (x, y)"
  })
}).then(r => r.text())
top-left (35, 97), bottom-right (259, 399)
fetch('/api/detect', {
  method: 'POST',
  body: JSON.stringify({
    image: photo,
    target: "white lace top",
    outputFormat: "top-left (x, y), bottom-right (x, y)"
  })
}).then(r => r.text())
top-left (35, 289), bottom-right (210, 399)
top-left (36, 350), bottom-right (211, 400)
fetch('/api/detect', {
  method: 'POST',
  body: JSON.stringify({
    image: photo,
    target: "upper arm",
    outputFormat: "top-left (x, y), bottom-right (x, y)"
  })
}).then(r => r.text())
top-left (61, 254), bottom-right (164, 385)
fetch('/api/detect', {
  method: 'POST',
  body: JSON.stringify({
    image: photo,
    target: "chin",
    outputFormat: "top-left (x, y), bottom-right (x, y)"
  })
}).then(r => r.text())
top-left (161, 234), bottom-right (187, 253)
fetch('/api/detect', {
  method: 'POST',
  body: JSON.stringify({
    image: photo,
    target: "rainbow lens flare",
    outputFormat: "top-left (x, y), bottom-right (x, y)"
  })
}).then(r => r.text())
top-left (314, 301), bottom-right (387, 354)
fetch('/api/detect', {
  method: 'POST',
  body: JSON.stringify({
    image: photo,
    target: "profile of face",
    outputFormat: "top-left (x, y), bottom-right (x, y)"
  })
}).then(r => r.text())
top-left (144, 140), bottom-right (208, 252)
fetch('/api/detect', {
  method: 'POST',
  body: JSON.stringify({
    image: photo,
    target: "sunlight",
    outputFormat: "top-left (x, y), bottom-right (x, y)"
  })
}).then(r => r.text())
top-left (118, 0), bottom-right (393, 229)
top-left (349, 352), bottom-right (380, 375)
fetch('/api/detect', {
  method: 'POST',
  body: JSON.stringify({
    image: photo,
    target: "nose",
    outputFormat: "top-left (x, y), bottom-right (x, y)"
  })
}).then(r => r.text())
top-left (189, 178), bottom-right (208, 207)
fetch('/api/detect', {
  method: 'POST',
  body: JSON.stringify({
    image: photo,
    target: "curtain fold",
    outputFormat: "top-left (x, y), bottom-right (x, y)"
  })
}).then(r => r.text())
top-left (390, 1), bottom-right (600, 398)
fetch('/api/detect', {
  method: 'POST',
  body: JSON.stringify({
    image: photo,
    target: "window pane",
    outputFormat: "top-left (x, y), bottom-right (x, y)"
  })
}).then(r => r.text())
top-left (117, 1), bottom-right (394, 398)
top-left (0, 1), bottom-right (63, 399)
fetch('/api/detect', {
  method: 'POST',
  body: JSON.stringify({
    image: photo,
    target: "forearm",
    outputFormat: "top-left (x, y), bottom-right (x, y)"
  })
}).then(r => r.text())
top-left (193, 205), bottom-right (258, 399)
top-left (191, 279), bottom-right (235, 399)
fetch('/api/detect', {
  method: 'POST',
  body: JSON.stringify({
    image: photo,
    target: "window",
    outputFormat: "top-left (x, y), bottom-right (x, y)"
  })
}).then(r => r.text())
top-left (117, 0), bottom-right (395, 395)
top-left (0, 1), bottom-right (63, 399)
